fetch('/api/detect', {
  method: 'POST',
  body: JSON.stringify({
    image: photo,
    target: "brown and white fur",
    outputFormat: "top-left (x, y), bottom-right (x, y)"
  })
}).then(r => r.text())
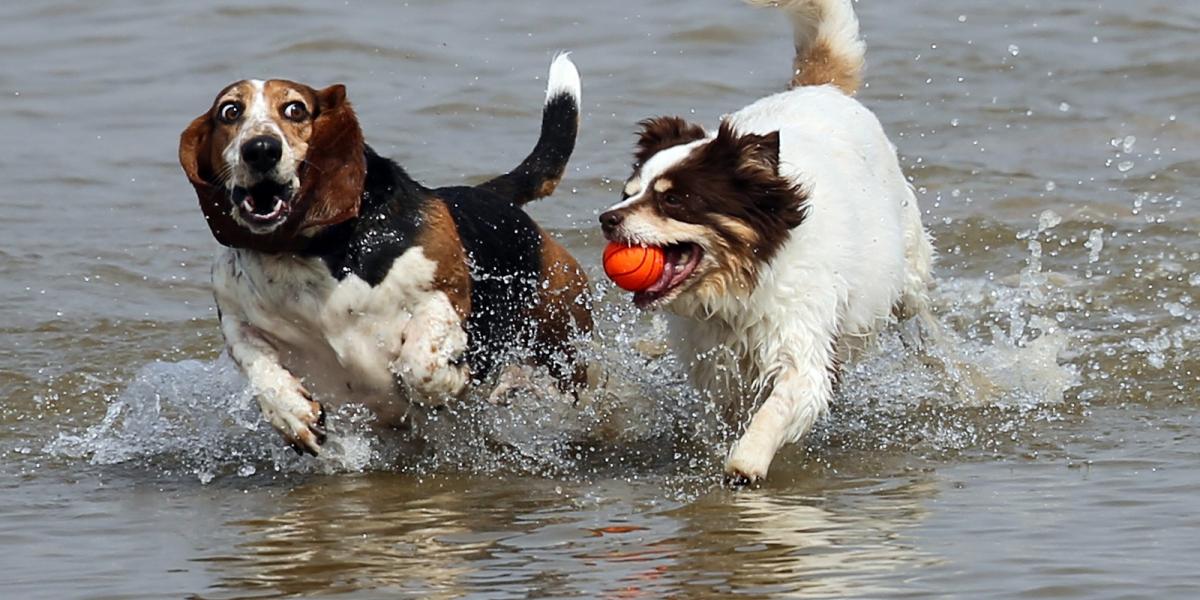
top-left (599, 1), bottom-right (935, 484)
top-left (179, 56), bottom-right (591, 455)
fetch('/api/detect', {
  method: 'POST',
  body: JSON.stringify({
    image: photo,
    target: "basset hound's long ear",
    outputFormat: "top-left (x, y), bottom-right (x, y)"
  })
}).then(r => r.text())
top-left (180, 109), bottom-right (271, 250)
top-left (179, 113), bottom-right (214, 193)
top-left (180, 110), bottom-right (249, 247)
top-left (295, 84), bottom-right (366, 231)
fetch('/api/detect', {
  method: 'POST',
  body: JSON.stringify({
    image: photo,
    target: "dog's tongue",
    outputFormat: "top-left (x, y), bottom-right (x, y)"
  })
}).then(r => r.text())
top-left (644, 248), bottom-right (677, 294)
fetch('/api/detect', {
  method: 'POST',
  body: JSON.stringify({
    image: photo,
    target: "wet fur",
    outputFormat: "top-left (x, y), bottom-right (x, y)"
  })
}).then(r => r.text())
top-left (182, 57), bottom-right (591, 454)
top-left (601, 0), bottom-right (935, 483)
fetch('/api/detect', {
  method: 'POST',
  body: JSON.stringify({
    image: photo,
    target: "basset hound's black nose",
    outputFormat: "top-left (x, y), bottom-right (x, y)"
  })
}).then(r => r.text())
top-left (241, 135), bottom-right (282, 173)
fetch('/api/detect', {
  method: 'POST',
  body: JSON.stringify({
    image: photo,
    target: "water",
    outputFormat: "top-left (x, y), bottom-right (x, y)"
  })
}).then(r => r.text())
top-left (2, 1), bottom-right (1199, 598)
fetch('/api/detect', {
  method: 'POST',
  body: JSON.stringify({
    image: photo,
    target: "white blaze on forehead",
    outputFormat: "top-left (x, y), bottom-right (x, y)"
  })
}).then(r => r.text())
top-left (242, 79), bottom-right (283, 138)
top-left (247, 79), bottom-right (267, 121)
top-left (606, 138), bottom-right (709, 212)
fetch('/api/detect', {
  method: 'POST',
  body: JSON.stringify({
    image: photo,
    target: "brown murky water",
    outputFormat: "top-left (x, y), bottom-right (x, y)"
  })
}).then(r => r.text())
top-left (2, 1), bottom-right (1199, 598)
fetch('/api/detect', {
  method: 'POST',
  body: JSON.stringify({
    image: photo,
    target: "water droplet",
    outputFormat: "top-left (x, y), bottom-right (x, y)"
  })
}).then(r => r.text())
top-left (1037, 209), bottom-right (1062, 231)
top-left (1117, 161), bottom-right (1134, 173)
top-left (1085, 229), bottom-right (1104, 263)
top-left (1165, 303), bottom-right (1187, 318)
top-left (1008, 44), bottom-right (1020, 56)
top-left (1058, 102), bottom-right (1071, 112)
top-left (1044, 181), bottom-right (1057, 192)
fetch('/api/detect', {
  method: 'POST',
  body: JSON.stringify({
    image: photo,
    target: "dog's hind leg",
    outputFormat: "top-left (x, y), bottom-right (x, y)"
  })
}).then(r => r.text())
top-left (893, 185), bottom-right (939, 350)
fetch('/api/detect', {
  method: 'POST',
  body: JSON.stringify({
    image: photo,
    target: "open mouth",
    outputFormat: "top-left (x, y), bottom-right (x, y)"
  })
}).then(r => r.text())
top-left (634, 242), bottom-right (704, 308)
top-left (232, 181), bottom-right (292, 225)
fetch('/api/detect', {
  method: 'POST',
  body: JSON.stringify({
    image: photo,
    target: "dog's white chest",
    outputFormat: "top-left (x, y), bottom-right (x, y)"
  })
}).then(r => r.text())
top-left (213, 247), bottom-right (442, 403)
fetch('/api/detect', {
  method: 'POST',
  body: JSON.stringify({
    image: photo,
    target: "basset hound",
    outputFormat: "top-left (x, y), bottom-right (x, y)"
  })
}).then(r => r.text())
top-left (179, 55), bottom-right (591, 455)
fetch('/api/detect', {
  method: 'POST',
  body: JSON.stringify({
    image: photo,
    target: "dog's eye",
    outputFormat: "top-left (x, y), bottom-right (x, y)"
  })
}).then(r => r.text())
top-left (662, 194), bottom-right (683, 208)
top-left (282, 101), bottom-right (309, 122)
top-left (217, 101), bottom-right (242, 124)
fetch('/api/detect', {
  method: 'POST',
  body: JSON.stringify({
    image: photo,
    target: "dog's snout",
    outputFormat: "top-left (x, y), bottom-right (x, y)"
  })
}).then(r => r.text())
top-left (241, 135), bottom-right (283, 173)
top-left (599, 210), bottom-right (625, 235)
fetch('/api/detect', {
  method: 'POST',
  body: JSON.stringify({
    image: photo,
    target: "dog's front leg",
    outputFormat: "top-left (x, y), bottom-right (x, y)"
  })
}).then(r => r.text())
top-left (392, 293), bottom-right (471, 406)
top-left (725, 358), bottom-right (834, 485)
top-left (220, 314), bottom-right (326, 455)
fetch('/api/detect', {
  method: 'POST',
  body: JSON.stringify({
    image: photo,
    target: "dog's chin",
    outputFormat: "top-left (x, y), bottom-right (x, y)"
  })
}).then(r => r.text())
top-left (231, 181), bottom-right (294, 234)
top-left (632, 242), bottom-right (705, 309)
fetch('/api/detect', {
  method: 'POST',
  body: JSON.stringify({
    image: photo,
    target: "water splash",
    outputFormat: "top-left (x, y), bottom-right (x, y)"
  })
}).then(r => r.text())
top-left (46, 357), bottom-right (378, 482)
top-left (46, 251), bottom-right (1083, 484)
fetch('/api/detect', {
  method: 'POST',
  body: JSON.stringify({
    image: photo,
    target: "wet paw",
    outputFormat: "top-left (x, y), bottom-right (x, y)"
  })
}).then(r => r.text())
top-left (396, 356), bottom-right (470, 405)
top-left (722, 470), bottom-right (760, 490)
top-left (724, 439), bottom-right (773, 487)
top-left (284, 400), bottom-right (326, 456)
top-left (262, 389), bottom-right (326, 456)
top-left (395, 323), bottom-right (470, 405)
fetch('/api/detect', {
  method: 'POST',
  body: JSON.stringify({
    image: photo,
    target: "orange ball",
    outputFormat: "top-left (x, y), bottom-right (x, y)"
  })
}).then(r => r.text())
top-left (603, 242), bottom-right (665, 292)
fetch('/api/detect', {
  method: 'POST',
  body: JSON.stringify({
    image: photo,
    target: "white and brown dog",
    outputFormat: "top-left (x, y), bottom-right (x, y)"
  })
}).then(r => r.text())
top-left (600, 0), bottom-right (935, 484)
top-left (179, 56), bottom-right (591, 455)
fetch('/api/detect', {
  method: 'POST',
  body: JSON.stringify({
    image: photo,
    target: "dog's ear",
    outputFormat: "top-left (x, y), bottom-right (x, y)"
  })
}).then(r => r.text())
top-left (713, 121), bottom-right (780, 175)
top-left (179, 112), bottom-right (215, 200)
top-left (180, 110), bottom-right (253, 247)
top-left (735, 130), bottom-right (781, 174)
top-left (634, 116), bottom-right (707, 166)
top-left (296, 84), bottom-right (366, 231)
top-left (706, 122), bottom-right (804, 228)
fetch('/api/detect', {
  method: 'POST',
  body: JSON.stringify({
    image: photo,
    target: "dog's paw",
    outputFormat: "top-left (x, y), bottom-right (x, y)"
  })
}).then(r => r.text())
top-left (724, 438), bottom-right (774, 487)
top-left (722, 470), bottom-right (760, 490)
top-left (259, 387), bottom-right (327, 456)
top-left (394, 322), bottom-right (470, 405)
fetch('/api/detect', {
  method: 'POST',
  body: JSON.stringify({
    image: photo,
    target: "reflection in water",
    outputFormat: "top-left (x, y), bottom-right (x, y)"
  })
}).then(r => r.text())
top-left (667, 474), bottom-right (937, 599)
top-left (3, 0), bottom-right (1199, 597)
top-left (203, 471), bottom-right (936, 599)
top-left (205, 476), bottom-right (478, 598)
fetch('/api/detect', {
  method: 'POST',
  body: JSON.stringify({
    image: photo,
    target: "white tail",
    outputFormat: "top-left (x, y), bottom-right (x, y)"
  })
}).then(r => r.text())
top-left (744, 0), bottom-right (866, 94)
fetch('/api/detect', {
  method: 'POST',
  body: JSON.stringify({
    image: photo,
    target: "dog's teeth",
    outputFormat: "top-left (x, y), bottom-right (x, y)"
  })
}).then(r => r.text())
top-left (679, 249), bottom-right (691, 265)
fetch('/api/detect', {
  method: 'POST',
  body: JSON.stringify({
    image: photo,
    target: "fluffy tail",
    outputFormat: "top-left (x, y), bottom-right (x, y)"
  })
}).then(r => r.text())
top-left (479, 53), bottom-right (581, 206)
top-left (745, 0), bottom-right (866, 95)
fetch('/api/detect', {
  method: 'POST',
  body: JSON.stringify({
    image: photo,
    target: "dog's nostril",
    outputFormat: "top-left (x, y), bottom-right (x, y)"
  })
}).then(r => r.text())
top-left (241, 136), bottom-right (283, 172)
top-left (599, 211), bottom-right (624, 232)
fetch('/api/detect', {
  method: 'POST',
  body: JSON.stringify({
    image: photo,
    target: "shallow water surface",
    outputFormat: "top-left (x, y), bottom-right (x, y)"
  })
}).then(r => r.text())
top-left (2, 1), bottom-right (1198, 598)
